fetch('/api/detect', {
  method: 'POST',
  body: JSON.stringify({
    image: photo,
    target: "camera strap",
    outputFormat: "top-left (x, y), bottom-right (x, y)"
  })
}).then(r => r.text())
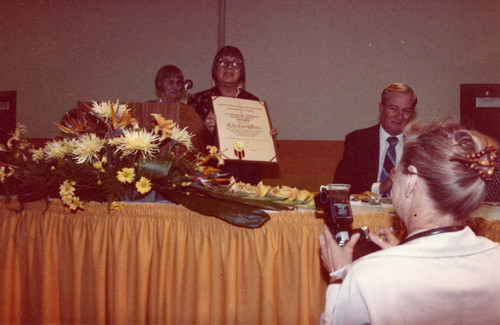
top-left (399, 226), bottom-right (465, 245)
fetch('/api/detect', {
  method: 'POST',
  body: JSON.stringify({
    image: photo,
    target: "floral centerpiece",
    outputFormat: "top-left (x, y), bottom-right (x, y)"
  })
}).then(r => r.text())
top-left (0, 101), bottom-right (314, 227)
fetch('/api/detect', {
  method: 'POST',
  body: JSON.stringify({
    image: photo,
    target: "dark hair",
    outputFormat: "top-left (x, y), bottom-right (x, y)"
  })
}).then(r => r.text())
top-left (401, 120), bottom-right (489, 220)
top-left (211, 46), bottom-right (246, 83)
top-left (155, 65), bottom-right (184, 91)
top-left (381, 83), bottom-right (418, 109)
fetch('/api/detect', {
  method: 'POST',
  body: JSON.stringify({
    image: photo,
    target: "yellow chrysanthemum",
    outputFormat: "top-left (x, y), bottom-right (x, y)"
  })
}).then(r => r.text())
top-left (93, 161), bottom-right (103, 170)
top-left (113, 129), bottom-right (161, 158)
top-left (117, 167), bottom-right (135, 183)
top-left (61, 194), bottom-right (74, 205)
top-left (59, 180), bottom-right (75, 197)
top-left (170, 125), bottom-right (193, 150)
top-left (68, 196), bottom-right (84, 211)
top-left (135, 176), bottom-right (152, 194)
top-left (109, 201), bottom-right (124, 211)
top-left (71, 133), bottom-right (105, 164)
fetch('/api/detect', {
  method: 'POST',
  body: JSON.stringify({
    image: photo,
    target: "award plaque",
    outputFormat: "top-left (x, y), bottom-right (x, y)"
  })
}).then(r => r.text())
top-left (212, 96), bottom-right (277, 163)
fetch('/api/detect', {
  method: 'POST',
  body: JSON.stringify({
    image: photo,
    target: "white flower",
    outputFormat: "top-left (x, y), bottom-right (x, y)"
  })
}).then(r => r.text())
top-left (90, 100), bottom-right (130, 119)
top-left (113, 128), bottom-right (161, 158)
top-left (71, 133), bottom-right (105, 164)
top-left (170, 125), bottom-right (193, 150)
top-left (59, 180), bottom-right (76, 197)
top-left (32, 148), bottom-right (44, 162)
top-left (43, 138), bottom-right (76, 160)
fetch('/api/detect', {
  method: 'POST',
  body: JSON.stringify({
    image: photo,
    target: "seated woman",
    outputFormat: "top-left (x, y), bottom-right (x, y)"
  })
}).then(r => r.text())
top-left (189, 46), bottom-right (277, 185)
top-left (319, 120), bottom-right (500, 324)
top-left (135, 65), bottom-right (209, 152)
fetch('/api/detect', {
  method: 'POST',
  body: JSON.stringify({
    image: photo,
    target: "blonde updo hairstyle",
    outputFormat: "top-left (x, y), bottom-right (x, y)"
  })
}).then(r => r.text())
top-left (400, 120), bottom-right (488, 220)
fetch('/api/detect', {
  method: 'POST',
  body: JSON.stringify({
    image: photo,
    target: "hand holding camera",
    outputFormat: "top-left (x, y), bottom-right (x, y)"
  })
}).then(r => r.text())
top-left (315, 184), bottom-right (381, 265)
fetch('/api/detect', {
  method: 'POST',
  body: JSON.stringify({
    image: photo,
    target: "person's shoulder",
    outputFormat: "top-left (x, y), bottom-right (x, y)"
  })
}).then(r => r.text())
top-left (191, 87), bottom-right (218, 98)
top-left (239, 90), bottom-right (259, 101)
top-left (345, 124), bottom-right (379, 139)
top-left (188, 88), bottom-right (217, 108)
top-left (180, 102), bottom-right (198, 114)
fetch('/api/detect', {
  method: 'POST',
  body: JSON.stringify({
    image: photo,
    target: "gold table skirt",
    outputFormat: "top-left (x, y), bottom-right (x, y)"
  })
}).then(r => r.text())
top-left (0, 200), bottom-right (498, 324)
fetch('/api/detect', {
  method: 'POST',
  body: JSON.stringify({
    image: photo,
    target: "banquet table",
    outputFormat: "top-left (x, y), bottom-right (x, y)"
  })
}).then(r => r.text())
top-left (1, 199), bottom-right (499, 324)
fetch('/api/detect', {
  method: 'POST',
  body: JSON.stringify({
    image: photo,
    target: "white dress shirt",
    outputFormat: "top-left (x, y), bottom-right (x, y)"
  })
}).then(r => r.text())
top-left (370, 126), bottom-right (404, 194)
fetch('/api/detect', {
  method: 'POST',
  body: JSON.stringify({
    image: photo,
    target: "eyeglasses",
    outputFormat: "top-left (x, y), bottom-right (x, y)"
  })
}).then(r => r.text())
top-left (384, 106), bottom-right (413, 117)
top-left (217, 59), bottom-right (242, 69)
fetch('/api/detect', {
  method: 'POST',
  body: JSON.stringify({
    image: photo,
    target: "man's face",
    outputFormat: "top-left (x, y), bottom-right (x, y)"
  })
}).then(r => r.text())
top-left (379, 92), bottom-right (414, 136)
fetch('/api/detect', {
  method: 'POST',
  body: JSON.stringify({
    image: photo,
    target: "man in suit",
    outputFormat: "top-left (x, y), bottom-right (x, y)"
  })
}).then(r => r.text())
top-left (334, 83), bottom-right (417, 195)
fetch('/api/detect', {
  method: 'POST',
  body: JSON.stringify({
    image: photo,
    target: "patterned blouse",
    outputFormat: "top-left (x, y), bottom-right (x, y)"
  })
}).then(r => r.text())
top-left (188, 86), bottom-right (259, 122)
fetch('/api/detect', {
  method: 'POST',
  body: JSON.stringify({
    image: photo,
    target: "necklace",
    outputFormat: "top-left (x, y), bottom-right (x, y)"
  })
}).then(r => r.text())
top-left (399, 226), bottom-right (465, 245)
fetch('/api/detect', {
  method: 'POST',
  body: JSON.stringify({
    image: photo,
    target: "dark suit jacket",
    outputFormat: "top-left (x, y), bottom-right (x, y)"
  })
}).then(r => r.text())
top-left (333, 124), bottom-right (380, 194)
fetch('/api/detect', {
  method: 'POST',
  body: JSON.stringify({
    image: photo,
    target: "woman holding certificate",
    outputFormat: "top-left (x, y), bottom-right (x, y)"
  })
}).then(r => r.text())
top-left (189, 46), bottom-right (277, 185)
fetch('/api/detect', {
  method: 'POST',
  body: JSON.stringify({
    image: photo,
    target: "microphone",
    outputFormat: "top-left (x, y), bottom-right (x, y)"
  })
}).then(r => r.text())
top-left (184, 80), bottom-right (193, 90)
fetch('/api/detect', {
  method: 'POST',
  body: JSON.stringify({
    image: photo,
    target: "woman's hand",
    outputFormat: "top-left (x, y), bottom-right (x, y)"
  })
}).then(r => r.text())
top-left (270, 127), bottom-right (278, 138)
top-left (368, 227), bottom-right (399, 249)
top-left (204, 112), bottom-right (217, 132)
top-left (318, 225), bottom-right (360, 277)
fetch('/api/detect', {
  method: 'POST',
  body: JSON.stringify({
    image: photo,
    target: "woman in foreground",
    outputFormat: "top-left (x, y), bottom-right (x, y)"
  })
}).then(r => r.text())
top-left (319, 121), bottom-right (500, 324)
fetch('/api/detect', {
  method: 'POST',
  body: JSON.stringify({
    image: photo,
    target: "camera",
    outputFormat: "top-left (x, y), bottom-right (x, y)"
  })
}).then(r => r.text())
top-left (315, 187), bottom-right (381, 260)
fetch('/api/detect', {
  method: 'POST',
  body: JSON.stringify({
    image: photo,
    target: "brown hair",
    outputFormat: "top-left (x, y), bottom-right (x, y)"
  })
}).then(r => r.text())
top-left (381, 83), bottom-right (417, 109)
top-left (155, 65), bottom-right (184, 91)
top-left (401, 120), bottom-right (488, 220)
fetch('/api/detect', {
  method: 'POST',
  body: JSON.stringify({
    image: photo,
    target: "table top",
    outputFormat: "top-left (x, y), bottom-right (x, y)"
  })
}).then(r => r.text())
top-left (350, 200), bottom-right (500, 221)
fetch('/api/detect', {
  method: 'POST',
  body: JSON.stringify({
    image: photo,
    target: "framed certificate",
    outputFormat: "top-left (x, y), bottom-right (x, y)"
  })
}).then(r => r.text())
top-left (212, 96), bottom-right (278, 163)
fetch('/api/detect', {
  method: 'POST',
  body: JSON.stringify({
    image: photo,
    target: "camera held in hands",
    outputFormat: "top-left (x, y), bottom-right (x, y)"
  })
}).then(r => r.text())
top-left (315, 184), bottom-right (381, 260)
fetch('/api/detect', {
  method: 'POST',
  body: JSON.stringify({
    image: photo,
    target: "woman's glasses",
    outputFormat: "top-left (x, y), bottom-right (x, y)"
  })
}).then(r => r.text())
top-left (217, 59), bottom-right (242, 69)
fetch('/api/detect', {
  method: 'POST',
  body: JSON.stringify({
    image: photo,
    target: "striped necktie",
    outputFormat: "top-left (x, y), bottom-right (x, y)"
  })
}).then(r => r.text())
top-left (380, 136), bottom-right (398, 184)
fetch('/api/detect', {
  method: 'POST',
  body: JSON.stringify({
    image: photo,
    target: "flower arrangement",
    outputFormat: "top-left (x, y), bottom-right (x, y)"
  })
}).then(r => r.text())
top-left (0, 101), bottom-right (314, 227)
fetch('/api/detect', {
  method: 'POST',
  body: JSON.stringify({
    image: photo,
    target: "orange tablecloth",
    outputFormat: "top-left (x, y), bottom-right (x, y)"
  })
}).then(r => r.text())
top-left (0, 199), bottom-right (498, 324)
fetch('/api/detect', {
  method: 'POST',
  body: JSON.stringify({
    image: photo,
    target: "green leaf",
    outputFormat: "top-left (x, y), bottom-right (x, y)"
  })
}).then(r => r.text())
top-left (138, 157), bottom-right (174, 181)
top-left (159, 189), bottom-right (270, 228)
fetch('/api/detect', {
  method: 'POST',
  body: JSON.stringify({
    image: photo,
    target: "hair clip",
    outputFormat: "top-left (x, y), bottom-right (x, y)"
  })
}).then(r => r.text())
top-left (450, 146), bottom-right (498, 182)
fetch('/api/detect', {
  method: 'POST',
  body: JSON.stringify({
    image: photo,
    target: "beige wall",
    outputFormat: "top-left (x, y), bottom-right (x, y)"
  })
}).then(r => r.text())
top-left (1, 0), bottom-right (499, 139)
